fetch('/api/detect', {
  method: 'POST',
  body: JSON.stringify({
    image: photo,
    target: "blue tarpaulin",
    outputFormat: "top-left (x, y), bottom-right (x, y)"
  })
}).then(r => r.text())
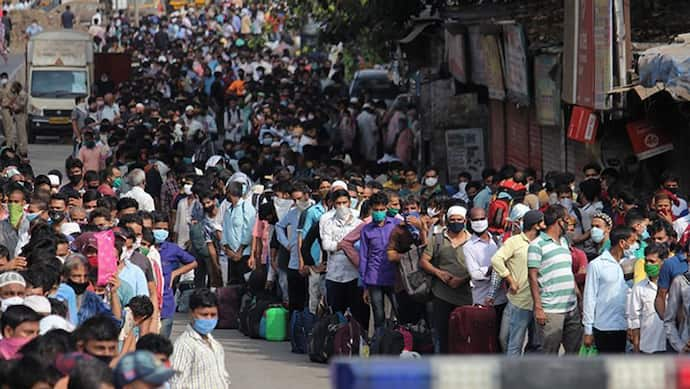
top-left (638, 37), bottom-right (690, 101)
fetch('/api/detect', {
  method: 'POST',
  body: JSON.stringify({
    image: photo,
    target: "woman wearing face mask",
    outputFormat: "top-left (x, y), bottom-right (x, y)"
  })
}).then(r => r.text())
top-left (173, 177), bottom-right (197, 247)
top-left (56, 253), bottom-right (121, 326)
top-left (423, 195), bottom-right (449, 235)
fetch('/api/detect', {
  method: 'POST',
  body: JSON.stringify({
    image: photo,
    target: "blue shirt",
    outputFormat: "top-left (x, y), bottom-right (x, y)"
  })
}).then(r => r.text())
top-left (54, 283), bottom-right (78, 325)
top-left (299, 203), bottom-right (326, 265)
top-left (276, 207), bottom-right (303, 270)
top-left (658, 253), bottom-right (688, 290)
top-left (119, 259), bottom-right (149, 298)
top-left (221, 199), bottom-right (256, 256)
top-left (158, 241), bottom-right (196, 318)
top-left (582, 250), bottom-right (628, 335)
top-left (473, 186), bottom-right (492, 210)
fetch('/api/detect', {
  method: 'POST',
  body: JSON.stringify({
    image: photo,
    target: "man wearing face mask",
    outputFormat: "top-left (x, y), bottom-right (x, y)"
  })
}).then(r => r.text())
top-left (464, 207), bottom-right (507, 332)
top-left (170, 288), bottom-right (230, 387)
top-left (276, 182), bottom-right (314, 314)
top-left (60, 157), bottom-right (86, 195)
top-left (221, 181), bottom-right (256, 284)
top-left (528, 204), bottom-right (583, 354)
top-left (420, 168), bottom-right (443, 200)
top-left (75, 315), bottom-right (120, 365)
top-left (582, 227), bottom-right (635, 353)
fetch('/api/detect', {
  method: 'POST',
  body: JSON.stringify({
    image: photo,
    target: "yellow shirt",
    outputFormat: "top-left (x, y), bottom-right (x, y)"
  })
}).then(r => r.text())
top-left (491, 233), bottom-right (532, 310)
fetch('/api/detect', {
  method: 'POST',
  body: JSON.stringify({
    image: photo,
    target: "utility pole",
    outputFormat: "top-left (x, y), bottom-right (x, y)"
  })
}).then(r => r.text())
top-left (134, 0), bottom-right (139, 27)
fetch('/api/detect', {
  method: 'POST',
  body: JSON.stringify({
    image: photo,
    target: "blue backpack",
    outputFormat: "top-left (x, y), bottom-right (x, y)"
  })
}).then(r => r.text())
top-left (290, 308), bottom-right (317, 354)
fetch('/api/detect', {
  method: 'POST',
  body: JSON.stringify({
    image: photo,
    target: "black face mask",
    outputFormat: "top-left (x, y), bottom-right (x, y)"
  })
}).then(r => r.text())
top-left (66, 279), bottom-right (88, 295)
top-left (94, 354), bottom-right (113, 365)
top-left (203, 205), bottom-right (215, 214)
top-left (447, 222), bottom-right (465, 233)
top-left (68, 174), bottom-right (82, 185)
top-left (49, 210), bottom-right (65, 224)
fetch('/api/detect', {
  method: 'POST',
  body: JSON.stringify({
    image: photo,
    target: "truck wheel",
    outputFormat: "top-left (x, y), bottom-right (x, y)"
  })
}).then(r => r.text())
top-left (28, 122), bottom-right (36, 144)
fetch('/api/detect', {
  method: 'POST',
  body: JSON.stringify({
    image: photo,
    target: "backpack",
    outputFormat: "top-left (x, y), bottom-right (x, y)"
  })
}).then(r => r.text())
top-left (188, 222), bottom-right (211, 258)
top-left (370, 325), bottom-right (405, 355)
top-left (291, 308), bottom-right (317, 354)
top-left (247, 298), bottom-right (274, 339)
top-left (487, 197), bottom-right (511, 235)
top-left (397, 244), bottom-right (432, 303)
top-left (308, 312), bottom-right (346, 363)
top-left (332, 316), bottom-right (362, 357)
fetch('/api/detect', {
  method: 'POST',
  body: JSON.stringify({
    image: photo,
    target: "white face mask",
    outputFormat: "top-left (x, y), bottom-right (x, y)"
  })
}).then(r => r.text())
top-left (274, 198), bottom-right (293, 219)
top-left (183, 184), bottom-right (193, 195)
top-left (471, 219), bottom-right (489, 234)
top-left (424, 177), bottom-right (438, 187)
top-left (335, 205), bottom-right (350, 220)
top-left (427, 207), bottom-right (440, 218)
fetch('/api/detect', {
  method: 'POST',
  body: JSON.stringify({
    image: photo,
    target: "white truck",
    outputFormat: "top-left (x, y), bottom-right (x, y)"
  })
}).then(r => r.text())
top-left (26, 30), bottom-right (93, 141)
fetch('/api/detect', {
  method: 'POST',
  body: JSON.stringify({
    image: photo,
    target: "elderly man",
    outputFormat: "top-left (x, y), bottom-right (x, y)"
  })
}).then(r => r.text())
top-left (122, 169), bottom-right (155, 212)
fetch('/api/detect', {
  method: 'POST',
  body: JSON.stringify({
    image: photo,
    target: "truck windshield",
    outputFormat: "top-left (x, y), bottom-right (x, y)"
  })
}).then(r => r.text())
top-left (31, 70), bottom-right (87, 98)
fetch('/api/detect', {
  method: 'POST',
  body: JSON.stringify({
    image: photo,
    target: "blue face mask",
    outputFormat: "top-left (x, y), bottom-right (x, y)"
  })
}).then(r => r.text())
top-left (153, 229), bottom-right (169, 243)
top-left (350, 198), bottom-right (359, 209)
top-left (25, 212), bottom-right (39, 222)
top-left (192, 318), bottom-right (217, 335)
top-left (183, 157), bottom-right (193, 164)
top-left (641, 229), bottom-right (650, 241)
top-left (234, 150), bottom-right (246, 160)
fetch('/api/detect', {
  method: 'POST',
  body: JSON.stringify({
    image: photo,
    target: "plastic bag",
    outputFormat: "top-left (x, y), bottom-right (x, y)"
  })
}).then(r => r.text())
top-left (578, 345), bottom-right (598, 357)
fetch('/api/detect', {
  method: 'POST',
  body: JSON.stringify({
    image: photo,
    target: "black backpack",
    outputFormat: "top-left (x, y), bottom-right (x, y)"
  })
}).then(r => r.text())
top-left (308, 312), bottom-right (345, 363)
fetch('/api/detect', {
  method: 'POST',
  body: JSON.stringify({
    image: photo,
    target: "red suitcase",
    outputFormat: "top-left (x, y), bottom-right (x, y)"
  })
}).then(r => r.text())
top-left (448, 305), bottom-right (498, 354)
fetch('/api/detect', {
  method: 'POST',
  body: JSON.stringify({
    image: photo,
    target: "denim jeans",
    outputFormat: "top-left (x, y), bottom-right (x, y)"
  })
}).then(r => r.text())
top-left (368, 286), bottom-right (397, 329)
top-left (504, 301), bottom-right (534, 356)
top-left (160, 317), bottom-right (174, 339)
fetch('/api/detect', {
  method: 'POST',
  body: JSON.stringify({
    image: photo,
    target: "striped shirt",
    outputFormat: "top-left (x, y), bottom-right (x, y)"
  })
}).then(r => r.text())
top-left (527, 232), bottom-right (577, 313)
top-left (170, 325), bottom-right (230, 389)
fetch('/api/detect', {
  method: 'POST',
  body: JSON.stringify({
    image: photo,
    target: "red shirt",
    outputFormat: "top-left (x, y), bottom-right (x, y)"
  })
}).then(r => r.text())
top-left (571, 246), bottom-right (588, 290)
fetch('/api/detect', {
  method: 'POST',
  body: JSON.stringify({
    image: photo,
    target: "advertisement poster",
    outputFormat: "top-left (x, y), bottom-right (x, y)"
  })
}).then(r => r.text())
top-left (481, 34), bottom-right (506, 101)
top-left (445, 128), bottom-right (486, 181)
top-left (502, 23), bottom-right (530, 106)
top-left (445, 29), bottom-right (467, 83)
top-left (534, 54), bottom-right (562, 127)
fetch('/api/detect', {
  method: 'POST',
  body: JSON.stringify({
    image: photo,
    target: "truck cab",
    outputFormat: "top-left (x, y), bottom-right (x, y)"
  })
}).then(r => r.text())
top-left (26, 30), bottom-right (93, 142)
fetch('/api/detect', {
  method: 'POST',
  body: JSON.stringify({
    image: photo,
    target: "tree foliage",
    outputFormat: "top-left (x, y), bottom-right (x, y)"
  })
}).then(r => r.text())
top-left (288, 0), bottom-right (425, 60)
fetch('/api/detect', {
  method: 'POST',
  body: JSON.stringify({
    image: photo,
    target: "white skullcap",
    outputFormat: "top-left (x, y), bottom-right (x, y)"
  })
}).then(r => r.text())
top-left (40, 315), bottom-right (75, 335)
top-left (48, 174), bottom-right (60, 187)
top-left (185, 105), bottom-right (194, 112)
top-left (24, 295), bottom-right (51, 315)
top-left (0, 271), bottom-right (25, 288)
top-left (205, 155), bottom-right (223, 170)
top-left (60, 222), bottom-right (81, 236)
top-left (331, 180), bottom-right (347, 191)
top-left (0, 296), bottom-right (24, 312)
top-left (446, 206), bottom-right (467, 218)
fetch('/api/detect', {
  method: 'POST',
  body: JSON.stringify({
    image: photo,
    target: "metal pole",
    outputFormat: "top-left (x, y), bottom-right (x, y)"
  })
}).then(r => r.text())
top-left (134, 0), bottom-right (140, 27)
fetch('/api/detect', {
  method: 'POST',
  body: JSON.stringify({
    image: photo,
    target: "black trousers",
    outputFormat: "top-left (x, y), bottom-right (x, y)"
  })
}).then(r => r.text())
top-left (593, 328), bottom-right (627, 353)
top-left (432, 297), bottom-right (461, 354)
top-left (326, 279), bottom-right (370, 332)
top-left (287, 269), bottom-right (308, 312)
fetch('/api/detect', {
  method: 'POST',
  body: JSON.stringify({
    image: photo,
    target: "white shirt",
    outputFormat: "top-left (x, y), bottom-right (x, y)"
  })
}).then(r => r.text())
top-left (170, 325), bottom-right (230, 388)
top-left (464, 233), bottom-right (506, 305)
top-left (100, 104), bottom-right (119, 122)
top-left (320, 210), bottom-right (362, 283)
top-left (674, 197), bottom-right (689, 218)
top-left (628, 278), bottom-right (666, 353)
top-left (122, 186), bottom-right (155, 212)
top-left (674, 215), bottom-right (690, 239)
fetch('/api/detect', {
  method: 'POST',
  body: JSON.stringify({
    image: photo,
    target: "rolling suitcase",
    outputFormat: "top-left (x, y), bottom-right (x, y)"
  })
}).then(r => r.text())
top-left (216, 285), bottom-right (243, 329)
top-left (448, 305), bottom-right (498, 354)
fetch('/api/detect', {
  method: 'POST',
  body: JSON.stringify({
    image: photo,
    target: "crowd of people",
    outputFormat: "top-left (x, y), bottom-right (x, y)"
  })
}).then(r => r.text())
top-left (0, 0), bottom-right (686, 388)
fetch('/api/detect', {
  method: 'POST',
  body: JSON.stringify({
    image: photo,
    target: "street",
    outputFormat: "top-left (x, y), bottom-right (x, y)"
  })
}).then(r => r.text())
top-left (26, 140), bottom-right (331, 388)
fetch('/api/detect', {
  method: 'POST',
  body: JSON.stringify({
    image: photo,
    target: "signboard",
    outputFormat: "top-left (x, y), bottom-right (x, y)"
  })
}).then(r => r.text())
top-left (481, 34), bottom-right (506, 100)
top-left (567, 106), bottom-right (598, 144)
top-left (445, 128), bottom-right (486, 181)
top-left (593, 0), bottom-right (613, 110)
top-left (534, 54), bottom-right (561, 127)
top-left (468, 25), bottom-right (486, 86)
top-left (626, 120), bottom-right (674, 160)
top-left (502, 23), bottom-right (530, 106)
top-left (562, 0), bottom-right (577, 104)
top-left (576, 0), bottom-right (595, 108)
top-left (445, 29), bottom-right (467, 83)
top-left (31, 40), bottom-right (88, 67)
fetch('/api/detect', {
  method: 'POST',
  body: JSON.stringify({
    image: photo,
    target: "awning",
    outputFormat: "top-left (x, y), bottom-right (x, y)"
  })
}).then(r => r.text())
top-left (399, 22), bottom-right (435, 44)
top-left (638, 36), bottom-right (690, 101)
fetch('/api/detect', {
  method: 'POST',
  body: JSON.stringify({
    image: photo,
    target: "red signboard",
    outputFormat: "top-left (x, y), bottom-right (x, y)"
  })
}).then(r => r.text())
top-left (567, 106), bottom-right (598, 144)
top-left (576, 0), bottom-right (595, 108)
top-left (626, 121), bottom-right (674, 160)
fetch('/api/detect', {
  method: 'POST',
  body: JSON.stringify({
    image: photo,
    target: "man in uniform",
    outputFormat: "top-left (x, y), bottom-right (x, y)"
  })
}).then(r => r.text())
top-left (10, 82), bottom-right (28, 156)
top-left (0, 76), bottom-right (14, 149)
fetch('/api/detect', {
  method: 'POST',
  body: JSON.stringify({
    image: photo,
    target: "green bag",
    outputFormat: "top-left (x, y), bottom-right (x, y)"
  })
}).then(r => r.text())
top-left (578, 345), bottom-right (598, 357)
top-left (264, 306), bottom-right (289, 342)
